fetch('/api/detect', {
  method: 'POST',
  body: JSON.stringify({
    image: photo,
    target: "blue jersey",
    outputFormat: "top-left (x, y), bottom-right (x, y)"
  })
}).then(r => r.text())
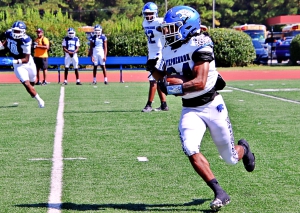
top-left (62, 36), bottom-right (80, 52)
top-left (5, 31), bottom-right (32, 59)
top-left (90, 34), bottom-right (107, 51)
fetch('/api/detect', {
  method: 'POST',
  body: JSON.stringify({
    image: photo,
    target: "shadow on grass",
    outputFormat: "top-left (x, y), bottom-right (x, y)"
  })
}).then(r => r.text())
top-left (0, 105), bottom-right (18, 108)
top-left (15, 198), bottom-right (217, 212)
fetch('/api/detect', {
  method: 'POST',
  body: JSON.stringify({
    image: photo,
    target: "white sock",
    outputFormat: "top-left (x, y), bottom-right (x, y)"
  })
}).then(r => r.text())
top-left (64, 80), bottom-right (67, 83)
top-left (93, 77), bottom-right (96, 82)
top-left (76, 79), bottom-right (80, 82)
top-left (104, 77), bottom-right (107, 82)
top-left (34, 94), bottom-right (42, 102)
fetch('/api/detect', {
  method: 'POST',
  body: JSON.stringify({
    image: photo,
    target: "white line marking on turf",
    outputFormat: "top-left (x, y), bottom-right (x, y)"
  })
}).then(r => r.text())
top-left (137, 157), bottom-right (149, 162)
top-left (47, 87), bottom-right (65, 213)
top-left (227, 86), bottom-right (300, 105)
top-left (218, 89), bottom-right (233, 92)
top-left (256, 88), bottom-right (300, 92)
top-left (29, 157), bottom-right (86, 161)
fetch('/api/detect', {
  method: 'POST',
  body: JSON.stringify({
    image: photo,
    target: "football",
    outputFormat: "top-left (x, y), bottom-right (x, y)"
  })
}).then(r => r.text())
top-left (166, 75), bottom-right (191, 85)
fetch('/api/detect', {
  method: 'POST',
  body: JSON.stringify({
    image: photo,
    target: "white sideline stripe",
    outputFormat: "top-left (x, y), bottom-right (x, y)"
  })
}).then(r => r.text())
top-left (228, 86), bottom-right (300, 104)
top-left (47, 87), bottom-right (65, 213)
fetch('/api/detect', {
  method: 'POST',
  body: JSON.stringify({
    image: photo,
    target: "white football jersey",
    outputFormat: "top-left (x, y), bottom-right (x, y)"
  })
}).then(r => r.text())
top-left (162, 33), bottom-right (219, 99)
top-left (142, 18), bottom-right (164, 58)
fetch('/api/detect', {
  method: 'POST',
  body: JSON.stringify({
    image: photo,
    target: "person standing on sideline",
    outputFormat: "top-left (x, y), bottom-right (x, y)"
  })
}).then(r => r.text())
top-left (33, 28), bottom-right (49, 85)
top-left (62, 27), bottom-right (82, 85)
top-left (151, 6), bottom-right (255, 211)
top-left (141, 2), bottom-right (168, 112)
top-left (0, 21), bottom-right (45, 108)
top-left (88, 25), bottom-right (108, 85)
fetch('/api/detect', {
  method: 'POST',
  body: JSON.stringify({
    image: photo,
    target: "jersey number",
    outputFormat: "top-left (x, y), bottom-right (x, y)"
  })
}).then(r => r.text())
top-left (166, 62), bottom-right (193, 77)
top-left (146, 30), bottom-right (155, 44)
top-left (9, 43), bottom-right (19, 55)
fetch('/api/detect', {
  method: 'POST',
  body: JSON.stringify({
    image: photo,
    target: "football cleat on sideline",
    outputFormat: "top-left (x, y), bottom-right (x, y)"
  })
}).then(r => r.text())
top-left (141, 105), bottom-right (152, 112)
top-left (154, 106), bottom-right (169, 111)
top-left (238, 139), bottom-right (255, 172)
top-left (210, 192), bottom-right (231, 211)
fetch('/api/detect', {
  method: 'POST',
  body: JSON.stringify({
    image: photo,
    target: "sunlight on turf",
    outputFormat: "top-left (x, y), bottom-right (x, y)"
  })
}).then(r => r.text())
top-left (0, 81), bottom-right (300, 213)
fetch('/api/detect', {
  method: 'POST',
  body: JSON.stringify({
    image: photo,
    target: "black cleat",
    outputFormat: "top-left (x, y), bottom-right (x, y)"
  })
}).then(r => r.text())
top-left (154, 106), bottom-right (169, 111)
top-left (238, 139), bottom-right (255, 172)
top-left (76, 82), bottom-right (82, 85)
top-left (210, 192), bottom-right (231, 211)
top-left (42, 81), bottom-right (48, 85)
top-left (36, 81), bottom-right (41, 85)
top-left (62, 82), bottom-right (68, 85)
top-left (104, 81), bottom-right (108, 85)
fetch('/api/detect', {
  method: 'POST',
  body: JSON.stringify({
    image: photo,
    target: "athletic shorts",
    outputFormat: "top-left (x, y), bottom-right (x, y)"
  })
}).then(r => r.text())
top-left (34, 57), bottom-right (48, 70)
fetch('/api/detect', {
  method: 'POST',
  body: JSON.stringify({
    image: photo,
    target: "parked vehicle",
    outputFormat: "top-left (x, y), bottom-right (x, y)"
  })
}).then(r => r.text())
top-left (265, 32), bottom-right (282, 59)
top-left (252, 39), bottom-right (269, 65)
top-left (275, 38), bottom-right (292, 63)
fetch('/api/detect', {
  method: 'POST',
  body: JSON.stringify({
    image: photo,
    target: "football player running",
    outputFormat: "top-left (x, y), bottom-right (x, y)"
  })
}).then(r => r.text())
top-left (62, 28), bottom-right (82, 85)
top-left (88, 25), bottom-right (108, 85)
top-left (141, 2), bottom-right (169, 112)
top-left (151, 6), bottom-right (256, 211)
top-left (0, 21), bottom-right (45, 108)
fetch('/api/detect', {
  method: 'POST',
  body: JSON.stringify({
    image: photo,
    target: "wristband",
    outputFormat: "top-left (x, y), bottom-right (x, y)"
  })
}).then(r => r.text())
top-left (12, 59), bottom-right (18, 64)
top-left (18, 59), bottom-right (22, 64)
top-left (166, 84), bottom-right (184, 95)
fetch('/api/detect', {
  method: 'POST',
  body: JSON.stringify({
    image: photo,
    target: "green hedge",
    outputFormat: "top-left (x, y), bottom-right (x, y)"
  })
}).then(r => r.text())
top-left (208, 28), bottom-right (256, 67)
top-left (0, 8), bottom-right (262, 67)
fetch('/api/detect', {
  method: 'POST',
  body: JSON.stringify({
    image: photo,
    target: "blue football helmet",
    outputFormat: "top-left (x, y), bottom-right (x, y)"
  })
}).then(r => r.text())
top-left (11, 21), bottom-right (26, 39)
top-left (67, 28), bottom-right (76, 38)
top-left (94, 25), bottom-right (102, 36)
top-left (142, 2), bottom-right (158, 22)
top-left (161, 6), bottom-right (201, 46)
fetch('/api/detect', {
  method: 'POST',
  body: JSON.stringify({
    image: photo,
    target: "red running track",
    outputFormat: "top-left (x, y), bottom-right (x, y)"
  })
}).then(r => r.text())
top-left (0, 69), bottom-right (300, 83)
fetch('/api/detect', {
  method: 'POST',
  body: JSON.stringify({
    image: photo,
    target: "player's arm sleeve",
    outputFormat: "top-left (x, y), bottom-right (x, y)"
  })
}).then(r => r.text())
top-left (192, 46), bottom-right (214, 63)
top-left (22, 40), bottom-right (32, 54)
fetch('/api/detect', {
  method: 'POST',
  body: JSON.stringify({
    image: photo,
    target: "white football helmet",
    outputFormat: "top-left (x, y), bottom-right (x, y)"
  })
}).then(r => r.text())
top-left (142, 2), bottom-right (158, 22)
top-left (11, 21), bottom-right (26, 39)
top-left (67, 28), bottom-right (76, 38)
top-left (94, 25), bottom-right (102, 36)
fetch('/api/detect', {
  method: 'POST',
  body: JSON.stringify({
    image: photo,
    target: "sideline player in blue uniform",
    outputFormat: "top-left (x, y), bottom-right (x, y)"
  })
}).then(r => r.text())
top-left (0, 21), bottom-right (45, 108)
top-left (62, 28), bottom-right (82, 85)
top-left (88, 25), bottom-right (108, 85)
top-left (150, 6), bottom-right (256, 211)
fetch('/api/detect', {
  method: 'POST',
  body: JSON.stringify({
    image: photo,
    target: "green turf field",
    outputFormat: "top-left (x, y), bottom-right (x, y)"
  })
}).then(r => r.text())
top-left (0, 80), bottom-right (299, 213)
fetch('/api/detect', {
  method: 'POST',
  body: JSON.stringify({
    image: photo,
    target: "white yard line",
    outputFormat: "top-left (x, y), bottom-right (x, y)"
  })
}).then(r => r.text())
top-left (47, 87), bottom-right (65, 213)
top-left (227, 86), bottom-right (300, 104)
